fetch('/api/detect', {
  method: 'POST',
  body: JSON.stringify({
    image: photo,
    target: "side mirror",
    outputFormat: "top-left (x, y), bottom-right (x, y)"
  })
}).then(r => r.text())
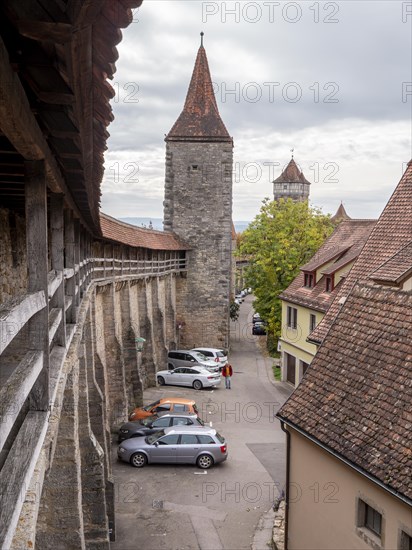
top-left (154, 441), bottom-right (159, 447)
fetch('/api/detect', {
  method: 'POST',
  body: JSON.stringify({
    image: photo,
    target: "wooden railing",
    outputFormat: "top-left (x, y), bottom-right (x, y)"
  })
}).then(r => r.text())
top-left (0, 238), bottom-right (186, 547)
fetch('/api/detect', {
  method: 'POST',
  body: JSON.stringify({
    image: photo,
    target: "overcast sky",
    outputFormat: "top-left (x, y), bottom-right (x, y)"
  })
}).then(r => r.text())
top-left (100, 0), bottom-right (412, 223)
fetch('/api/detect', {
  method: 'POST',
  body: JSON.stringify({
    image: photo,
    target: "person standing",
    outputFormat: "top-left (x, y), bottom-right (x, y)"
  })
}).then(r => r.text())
top-left (222, 363), bottom-right (233, 389)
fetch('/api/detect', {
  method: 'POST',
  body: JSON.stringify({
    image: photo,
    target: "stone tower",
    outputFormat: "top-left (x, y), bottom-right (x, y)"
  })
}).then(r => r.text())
top-left (163, 36), bottom-right (233, 350)
top-left (273, 157), bottom-right (311, 202)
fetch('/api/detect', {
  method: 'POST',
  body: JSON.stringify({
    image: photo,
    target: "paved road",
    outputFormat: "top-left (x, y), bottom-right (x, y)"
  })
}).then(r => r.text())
top-left (112, 295), bottom-right (293, 550)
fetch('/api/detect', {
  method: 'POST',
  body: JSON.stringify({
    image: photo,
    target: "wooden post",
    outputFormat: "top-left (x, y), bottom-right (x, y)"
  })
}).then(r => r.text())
top-left (25, 160), bottom-right (49, 411)
top-left (50, 194), bottom-right (66, 347)
top-left (64, 209), bottom-right (76, 323)
top-left (74, 218), bottom-right (80, 306)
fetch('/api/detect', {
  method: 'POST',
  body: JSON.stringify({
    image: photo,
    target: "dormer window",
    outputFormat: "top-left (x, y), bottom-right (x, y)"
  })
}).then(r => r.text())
top-left (304, 272), bottom-right (314, 288)
top-left (325, 276), bottom-right (334, 292)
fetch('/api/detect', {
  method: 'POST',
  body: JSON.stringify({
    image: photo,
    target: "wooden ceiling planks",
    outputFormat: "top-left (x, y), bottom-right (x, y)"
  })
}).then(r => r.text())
top-left (0, 0), bottom-right (143, 232)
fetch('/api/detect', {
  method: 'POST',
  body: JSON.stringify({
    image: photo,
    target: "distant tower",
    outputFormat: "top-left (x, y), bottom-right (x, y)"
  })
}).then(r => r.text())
top-left (163, 34), bottom-right (233, 349)
top-left (273, 156), bottom-right (311, 202)
top-left (331, 202), bottom-right (351, 224)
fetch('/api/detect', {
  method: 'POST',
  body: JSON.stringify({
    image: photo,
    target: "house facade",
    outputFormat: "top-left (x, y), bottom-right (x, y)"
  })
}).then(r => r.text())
top-left (279, 215), bottom-right (376, 386)
top-left (277, 161), bottom-right (412, 549)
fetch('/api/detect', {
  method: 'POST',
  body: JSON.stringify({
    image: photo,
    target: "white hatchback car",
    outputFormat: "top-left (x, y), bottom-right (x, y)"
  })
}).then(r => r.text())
top-left (157, 367), bottom-right (221, 390)
top-left (191, 348), bottom-right (228, 368)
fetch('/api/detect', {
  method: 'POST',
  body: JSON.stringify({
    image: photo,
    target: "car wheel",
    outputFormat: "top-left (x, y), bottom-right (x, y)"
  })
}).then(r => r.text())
top-left (158, 376), bottom-right (165, 386)
top-left (197, 454), bottom-right (214, 469)
top-left (193, 379), bottom-right (203, 390)
top-left (130, 452), bottom-right (147, 468)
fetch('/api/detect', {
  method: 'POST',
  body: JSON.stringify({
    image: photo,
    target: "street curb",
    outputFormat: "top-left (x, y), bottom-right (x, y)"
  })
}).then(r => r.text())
top-left (251, 507), bottom-right (276, 550)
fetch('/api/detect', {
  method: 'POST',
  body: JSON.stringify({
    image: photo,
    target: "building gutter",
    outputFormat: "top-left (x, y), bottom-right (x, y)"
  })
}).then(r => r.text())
top-left (280, 421), bottom-right (290, 550)
top-left (277, 416), bottom-right (412, 509)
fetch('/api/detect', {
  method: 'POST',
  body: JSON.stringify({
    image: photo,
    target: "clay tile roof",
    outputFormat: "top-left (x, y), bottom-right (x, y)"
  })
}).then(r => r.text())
top-left (278, 281), bottom-right (412, 503)
top-left (166, 45), bottom-right (232, 142)
top-left (310, 160), bottom-right (412, 344)
top-left (331, 202), bottom-right (351, 223)
top-left (371, 240), bottom-right (412, 285)
top-left (280, 220), bottom-right (376, 312)
top-left (100, 213), bottom-right (190, 251)
top-left (273, 158), bottom-right (311, 185)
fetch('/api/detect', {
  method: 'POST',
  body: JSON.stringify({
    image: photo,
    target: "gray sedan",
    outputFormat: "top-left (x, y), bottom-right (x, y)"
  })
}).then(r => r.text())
top-left (117, 425), bottom-right (228, 469)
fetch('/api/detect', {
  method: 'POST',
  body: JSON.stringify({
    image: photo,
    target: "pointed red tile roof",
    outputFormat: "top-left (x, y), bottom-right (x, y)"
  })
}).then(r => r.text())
top-left (331, 202), bottom-right (351, 223)
top-left (273, 158), bottom-right (311, 185)
top-left (166, 45), bottom-right (232, 142)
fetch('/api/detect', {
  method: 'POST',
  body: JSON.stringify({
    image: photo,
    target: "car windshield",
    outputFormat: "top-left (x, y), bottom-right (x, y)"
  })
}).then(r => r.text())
top-left (193, 352), bottom-right (207, 361)
top-left (142, 400), bottom-right (161, 412)
top-left (140, 416), bottom-right (157, 426)
top-left (146, 430), bottom-right (166, 444)
top-left (215, 432), bottom-right (225, 444)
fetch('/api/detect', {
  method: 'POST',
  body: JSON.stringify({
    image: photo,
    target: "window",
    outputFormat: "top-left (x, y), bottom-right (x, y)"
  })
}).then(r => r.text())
top-left (173, 417), bottom-right (193, 426)
top-left (358, 499), bottom-right (382, 539)
top-left (191, 164), bottom-right (199, 171)
top-left (154, 404), bottom-right (171, 412)
top-left (365, 504), bottom-right (382, 537)
top-left (287, 306), bottom-right (297, 329)
top-left (180, 434), bottom-right (199, 444)
top-left (326, 276), bottom-right (334, 292)
top-left (198, 435), bottom-right (215, 444)
top-left (158, 434), bottom-right (179, 445)
top-left (310, 314), bottom-right (316, 332)
top-left (153, 417), bottom-right (171, 428)
top-left (400, 531), bottom-right (412, 550)
top-left (173, 404), bottom-right (188, 412)
top-left (304, 273), bottom-right (314, 288)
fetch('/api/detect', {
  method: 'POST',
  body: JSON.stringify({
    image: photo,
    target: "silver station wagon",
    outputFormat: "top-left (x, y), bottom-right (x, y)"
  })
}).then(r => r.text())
top-left (117, 425), bottom-right (228, 469)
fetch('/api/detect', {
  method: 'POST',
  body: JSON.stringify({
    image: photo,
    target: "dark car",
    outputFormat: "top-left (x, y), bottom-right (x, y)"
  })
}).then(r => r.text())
top-left (252, 313), bottom-right (263, 324)
top-left (252, 322), bottom-right (267, 335)
top-left (118, 412), bottom-right (205, 442)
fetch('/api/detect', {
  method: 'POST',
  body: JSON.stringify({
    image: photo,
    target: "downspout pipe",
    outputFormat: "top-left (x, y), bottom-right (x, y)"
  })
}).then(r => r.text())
top-left (280, 421), bottom-right (290, 550)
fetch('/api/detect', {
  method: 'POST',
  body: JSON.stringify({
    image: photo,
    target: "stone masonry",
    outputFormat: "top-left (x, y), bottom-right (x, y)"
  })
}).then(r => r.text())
top-left (163, 41), bottom-right (233, 350)
top-left (164, 141), bottom-right (233, 349)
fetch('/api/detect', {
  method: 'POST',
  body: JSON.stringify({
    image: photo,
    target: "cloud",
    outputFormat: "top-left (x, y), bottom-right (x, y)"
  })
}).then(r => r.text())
top-left (101, 0), bottom-right (412, 221)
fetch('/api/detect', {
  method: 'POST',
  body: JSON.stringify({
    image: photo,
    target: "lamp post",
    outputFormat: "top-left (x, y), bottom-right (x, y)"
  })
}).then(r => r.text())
top-left (135, 337), bottom-right (146, 353)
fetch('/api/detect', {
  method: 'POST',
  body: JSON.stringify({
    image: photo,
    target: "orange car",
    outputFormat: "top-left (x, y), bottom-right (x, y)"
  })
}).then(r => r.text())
top-left (129, 398), bottom-right (198, 421)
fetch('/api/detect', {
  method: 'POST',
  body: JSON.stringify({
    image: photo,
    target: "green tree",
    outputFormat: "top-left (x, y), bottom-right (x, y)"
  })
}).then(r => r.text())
top-left (238, 198), bottom-right (334, 341)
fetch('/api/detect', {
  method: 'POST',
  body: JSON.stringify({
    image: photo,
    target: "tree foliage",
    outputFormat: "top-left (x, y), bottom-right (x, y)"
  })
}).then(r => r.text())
top-left (239, 198), bottom-right (334, 340)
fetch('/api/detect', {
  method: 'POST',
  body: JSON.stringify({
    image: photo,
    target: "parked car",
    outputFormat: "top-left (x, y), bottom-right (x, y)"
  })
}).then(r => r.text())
top-left (252, 323), bottom-right (267, 335)
top-left (167, 350), bottom-right (220, 373)
top-left (129, 397), bottom-right (198, 421)
top-left (117, 425), bottom-right (228, 469)
top-left (235, 293), bottom-right (243, 303)
top-left (191, 347), bottom-right (228, 368)
top-left (252, 312), bottom-right (263, 324)
top-left (118, 412), bottom-right (205, 442)
top-left (157, 367), bottom-right (221, 390)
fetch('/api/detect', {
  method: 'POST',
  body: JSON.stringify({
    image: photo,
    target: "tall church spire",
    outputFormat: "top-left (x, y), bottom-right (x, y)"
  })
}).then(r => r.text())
top-left (166, 35), bottom-right (232, 142)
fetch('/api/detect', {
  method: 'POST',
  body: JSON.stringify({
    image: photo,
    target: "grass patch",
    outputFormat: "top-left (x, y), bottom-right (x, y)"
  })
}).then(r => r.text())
top-left (272, 364), bottom-right (281, 381)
